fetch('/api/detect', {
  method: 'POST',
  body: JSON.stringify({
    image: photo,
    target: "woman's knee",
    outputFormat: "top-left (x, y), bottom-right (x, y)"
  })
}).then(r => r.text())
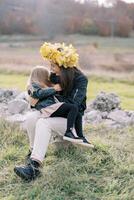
top-left (25, 111), bottom-right (40, 123)
top-left (23, 111), bottom-right (40, 130)
top-left (36, 118), bottom-right (51, 130)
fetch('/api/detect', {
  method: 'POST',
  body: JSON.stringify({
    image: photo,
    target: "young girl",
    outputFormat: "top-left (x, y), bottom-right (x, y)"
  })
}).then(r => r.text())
top-left (27, 66), bottom-right (83, 143)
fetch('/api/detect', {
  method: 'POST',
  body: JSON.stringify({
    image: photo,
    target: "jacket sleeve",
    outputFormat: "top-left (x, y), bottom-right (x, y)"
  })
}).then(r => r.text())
top-left (29, 83), bottom-right (56, 100)
top-left (64, 75), bottom-right (88, 106)
top-left (49, 73), bottom-right (61, 84)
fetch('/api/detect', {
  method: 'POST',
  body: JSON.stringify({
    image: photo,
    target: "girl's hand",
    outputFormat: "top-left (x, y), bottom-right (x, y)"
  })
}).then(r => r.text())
top-left (29, 96), bottom-right (39, 106)
top-left (53, 84), bottom-right (62, 91)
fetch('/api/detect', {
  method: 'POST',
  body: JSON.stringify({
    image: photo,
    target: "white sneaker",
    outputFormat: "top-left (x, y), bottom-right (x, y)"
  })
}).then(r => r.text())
top-left (78, 137), bottom-right (94, 148)
top-left (63, 131), bottom-right (83, 143)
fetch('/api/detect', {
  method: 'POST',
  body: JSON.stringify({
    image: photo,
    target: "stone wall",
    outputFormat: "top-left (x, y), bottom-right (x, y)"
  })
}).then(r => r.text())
top-left (0, 89), bottom-right (134, 129)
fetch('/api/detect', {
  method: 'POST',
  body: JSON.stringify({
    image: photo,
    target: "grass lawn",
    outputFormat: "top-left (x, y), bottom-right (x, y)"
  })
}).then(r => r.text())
top-left (0, 35), bottom-right (134, 199)
top-left (0, 73), bottom-right (28, 91)
top-left (0, 120), bottom-right (133, 200)
top-left (0, 70), bottom-right (134, 199)
top-left (0, 73), bottom-right (133, 110)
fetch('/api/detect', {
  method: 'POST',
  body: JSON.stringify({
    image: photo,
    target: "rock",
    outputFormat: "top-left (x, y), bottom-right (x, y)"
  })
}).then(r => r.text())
top-left (0, 88), bottom-right (20, 103)
top-left (130, 113), bottom-right (134, 125)
top-left (107, 110), bottom-right (131, 125)
top-left (16, 91), bottom-right (29, 102)
top-left (85, 104), bottom-right (93, 113)
top-left (6, 113), bottom-right (27, 123)
top-left (0, 89), bottom-right (13, 103)
top-left (85, 110), bottom-right (102, 124)
top-left (8, 99), bottom-right (29, 114)
top-left (101, 112), bottom-right (108, 119)
top-left (125, 111), bottom-right (134, 117)
top-left (0, 103), bottom-right (9, 117)
top-left (11, 89), bottom-right (20, 98)
top-left (0, 88), bottom-right (133, 131)
top-left (90, 92), bottom-right (120, 112)
top-left (103, 119), bottom-right (121, 128)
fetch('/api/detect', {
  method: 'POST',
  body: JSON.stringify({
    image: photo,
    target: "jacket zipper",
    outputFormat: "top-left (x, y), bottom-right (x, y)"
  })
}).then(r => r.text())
top-left (54, 96), bottom-right (60, 103)
top-left (73, 89), bottom-right (78, 100)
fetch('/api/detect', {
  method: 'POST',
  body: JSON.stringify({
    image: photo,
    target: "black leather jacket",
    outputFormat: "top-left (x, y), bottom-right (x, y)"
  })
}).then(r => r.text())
top-left (50, 71), bottom-right (88, 115)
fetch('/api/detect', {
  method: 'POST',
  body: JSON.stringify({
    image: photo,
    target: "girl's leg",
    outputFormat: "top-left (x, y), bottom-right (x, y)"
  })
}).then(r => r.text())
top-left (75, 112), bottom-right (84, 138)
top-left (51, 103), bottom-right (78, 132)
top-left (75, 113), bottom-right (95, 148)
top-left (51, 103), bottom-right (83, 143)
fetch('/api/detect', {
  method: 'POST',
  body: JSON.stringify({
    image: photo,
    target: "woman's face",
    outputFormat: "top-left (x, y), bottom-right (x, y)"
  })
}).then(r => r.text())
top-left (50, 62), bottom-right (61, 75)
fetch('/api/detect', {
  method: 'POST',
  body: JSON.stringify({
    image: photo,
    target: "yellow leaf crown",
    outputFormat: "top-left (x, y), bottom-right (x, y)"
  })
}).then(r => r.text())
top-left (40, 42), bottom-right (79, 68)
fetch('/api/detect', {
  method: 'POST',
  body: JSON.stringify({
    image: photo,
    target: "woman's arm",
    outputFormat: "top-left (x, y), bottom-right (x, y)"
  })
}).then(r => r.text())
top-left (64, 75), bottom-right (88, 106)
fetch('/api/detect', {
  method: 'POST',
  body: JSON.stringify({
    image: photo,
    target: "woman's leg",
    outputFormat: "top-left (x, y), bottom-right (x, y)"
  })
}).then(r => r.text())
top-left (23, 111), bottom-right (41, 149)
top-left (30, 117), bottom-right (67, 163)
top-left (14, 117), bottom-right (68, 181)
top-left (51, 103), bottom-right (78, 132)
top-left (30, 118), bottom-right (52, 163)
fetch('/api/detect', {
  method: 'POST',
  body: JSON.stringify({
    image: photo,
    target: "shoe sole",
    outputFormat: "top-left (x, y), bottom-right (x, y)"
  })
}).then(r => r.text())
top-left (77, 142), bottom-right (94, 148)
top-left (63, 136), bottom-right (83, 143)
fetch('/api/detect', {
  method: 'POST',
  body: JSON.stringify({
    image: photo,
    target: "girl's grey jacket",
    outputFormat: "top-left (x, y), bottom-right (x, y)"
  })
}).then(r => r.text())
top-left (28, 83), bottom-right (57, 111)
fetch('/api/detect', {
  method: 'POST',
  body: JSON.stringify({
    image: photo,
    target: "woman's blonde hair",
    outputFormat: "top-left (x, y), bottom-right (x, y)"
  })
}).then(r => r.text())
top-left (27, 66), bottom-right (51, 88)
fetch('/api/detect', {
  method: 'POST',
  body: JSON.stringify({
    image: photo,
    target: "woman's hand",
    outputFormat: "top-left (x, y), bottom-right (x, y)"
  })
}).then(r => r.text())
top-left (53, 84), bottom-right (62, 92)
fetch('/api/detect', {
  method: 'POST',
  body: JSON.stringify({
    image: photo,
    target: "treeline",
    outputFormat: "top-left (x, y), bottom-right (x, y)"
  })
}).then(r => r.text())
top-left (0, 0), bottom-right (134, 37)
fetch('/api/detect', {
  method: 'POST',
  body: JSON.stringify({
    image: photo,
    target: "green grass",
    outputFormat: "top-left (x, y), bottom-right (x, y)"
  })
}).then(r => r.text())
top-left (0, 73), bottom-right (134, 110)
top-left (87, 76), bottom-right (134, 110)
top-left (0, 73), bottom-right (28, 91)
top-left (0, 35), bottom-right (134, 199)
top-left (0, 120), bottom-right (133, 200)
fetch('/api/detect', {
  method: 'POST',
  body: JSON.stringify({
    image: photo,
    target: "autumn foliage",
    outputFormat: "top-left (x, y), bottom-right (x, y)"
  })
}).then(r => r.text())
top-left (0, 0), bottom-right (134, 37)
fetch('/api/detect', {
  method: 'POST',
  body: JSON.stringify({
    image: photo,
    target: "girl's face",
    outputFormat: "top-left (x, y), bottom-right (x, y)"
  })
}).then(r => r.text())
top-left (50, 62), bottom-right (61, 75)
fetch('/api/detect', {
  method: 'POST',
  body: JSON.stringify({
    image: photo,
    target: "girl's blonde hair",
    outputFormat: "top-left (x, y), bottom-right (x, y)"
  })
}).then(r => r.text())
top-left (27, 66), bottom-right (51, 88)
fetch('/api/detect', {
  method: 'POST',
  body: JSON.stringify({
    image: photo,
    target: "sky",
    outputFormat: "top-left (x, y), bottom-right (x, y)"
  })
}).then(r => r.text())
top-left (77, 0), bottom-right (134, 6)
top-left (99, 0), bottom-right (134, 5)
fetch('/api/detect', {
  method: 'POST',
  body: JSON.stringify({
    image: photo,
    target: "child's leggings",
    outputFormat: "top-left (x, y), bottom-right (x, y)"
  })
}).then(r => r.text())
top-left (50, 103), bottom-right (83, 137)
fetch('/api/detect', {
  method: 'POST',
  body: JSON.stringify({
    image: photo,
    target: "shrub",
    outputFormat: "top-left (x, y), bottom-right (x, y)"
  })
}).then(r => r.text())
top-left (80, 19), bottom-right (99, 35)
top-left (116, 16), bottom-right (133, 37)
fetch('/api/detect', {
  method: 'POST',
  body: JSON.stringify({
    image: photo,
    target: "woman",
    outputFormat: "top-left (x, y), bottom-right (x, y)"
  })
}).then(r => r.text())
top-left (27, 65), bottom-right (84, 143)
top-left (14, 42), bottom-right (94, 181)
